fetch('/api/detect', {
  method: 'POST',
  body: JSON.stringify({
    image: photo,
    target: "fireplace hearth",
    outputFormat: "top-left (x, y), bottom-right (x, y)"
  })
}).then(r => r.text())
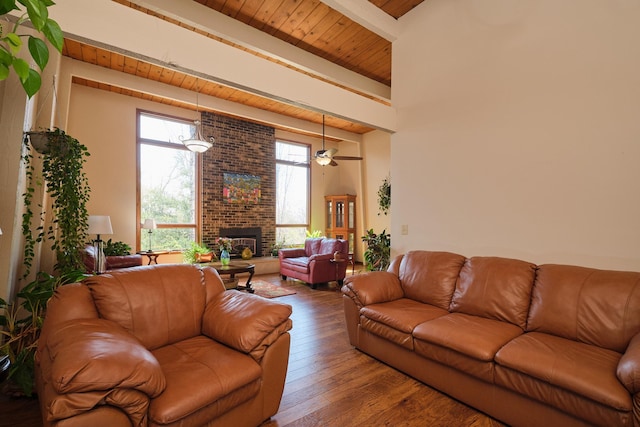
top-left (219, 227), bottom-right (262, 257)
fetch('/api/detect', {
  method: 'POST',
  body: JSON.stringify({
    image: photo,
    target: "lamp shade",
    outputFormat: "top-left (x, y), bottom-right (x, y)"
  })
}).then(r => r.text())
top-left (142, 219), bottom-right (157, 230)
top-left (88, 215), bottom-right (113, 235)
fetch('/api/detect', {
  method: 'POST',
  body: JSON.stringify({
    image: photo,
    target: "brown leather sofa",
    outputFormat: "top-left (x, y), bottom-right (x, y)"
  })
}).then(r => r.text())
top-left (279, 237), bottom-right (349, 288)
top-left (81, 243), bottom-right (142, 272)
top-left (342, 251), bottom-right (640, 427)
top-left (35, 264), bottom-right (293, 427)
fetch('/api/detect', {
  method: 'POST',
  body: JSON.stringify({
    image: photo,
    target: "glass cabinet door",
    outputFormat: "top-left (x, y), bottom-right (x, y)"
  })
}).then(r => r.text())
top-left (326, 200), bottom-right (332, 229)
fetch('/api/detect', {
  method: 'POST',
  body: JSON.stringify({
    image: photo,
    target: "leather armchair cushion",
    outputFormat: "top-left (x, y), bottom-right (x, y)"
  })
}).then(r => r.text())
top-left (527, 264), bottom-right (640, 353)
top-left (281, 256), bottom-right (310, 273)
top-left (397, 251), bottom-right (466, 310)
top-left (150, 336), bottom-right (262, 425)
top-left (203, 292), bottom-right (293, 358)
top-left (450, 256), bottom-right (536, 329)
top-left (495, 332), bottom-right (631, 411)
top-left (46, 318), bottom-right (166, 396)
top-left (86, 265), bottom-right (209, 350)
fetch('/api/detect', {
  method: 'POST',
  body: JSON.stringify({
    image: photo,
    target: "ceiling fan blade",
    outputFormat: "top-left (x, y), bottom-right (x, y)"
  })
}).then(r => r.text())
top-left (325, 148), bottom-right (338, 157)
top-left (330, 159), bottom-right (339, 166)
top-left (333, 156), bottom-right (363, 161)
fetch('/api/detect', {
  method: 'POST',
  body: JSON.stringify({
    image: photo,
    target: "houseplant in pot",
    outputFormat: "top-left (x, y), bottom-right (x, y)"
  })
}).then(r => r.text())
top-left (361, 229), bottom-right (391, 271)
top-left (2, 129), bottom-right (91, 395)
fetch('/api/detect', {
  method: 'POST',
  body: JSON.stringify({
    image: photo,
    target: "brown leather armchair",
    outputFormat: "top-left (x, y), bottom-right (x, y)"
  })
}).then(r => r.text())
top-left (35, 264), bottom-right (293, 427)
top-left (279, 237), bottom-right (349, 288)
top-left (81, 244), bottom-right (142, 272)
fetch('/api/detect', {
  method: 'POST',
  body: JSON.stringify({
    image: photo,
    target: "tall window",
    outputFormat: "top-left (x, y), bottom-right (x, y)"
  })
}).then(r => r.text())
top-left (137, 111), bottom-right (199, 251)
top-left (276, 141), bottom-right (310, 246)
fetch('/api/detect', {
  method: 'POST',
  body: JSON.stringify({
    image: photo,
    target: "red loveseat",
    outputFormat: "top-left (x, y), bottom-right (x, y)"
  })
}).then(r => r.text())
top-left (279, 237), bottom-right (349, 288)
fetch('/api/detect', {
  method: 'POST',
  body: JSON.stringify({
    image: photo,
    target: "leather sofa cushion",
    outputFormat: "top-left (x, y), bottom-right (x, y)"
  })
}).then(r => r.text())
top-left (150, 336), bottom-right (261, 425)
top-left (496, 332), bottom-right (630, 409)
top-left (495, 332), bottom-right (632, 426)
top-left (86, 265), bottom-right (210, 350)
top-left (360, 299), bottom-right (448, 350)
top-left (414, 313), bottom-right (524, 362)
top-left (397, 251), bottom-right (466, 310)
top-left (450, 256), bottom-right (536, 329)
top-left (527, 264), bottom-right (640, 353)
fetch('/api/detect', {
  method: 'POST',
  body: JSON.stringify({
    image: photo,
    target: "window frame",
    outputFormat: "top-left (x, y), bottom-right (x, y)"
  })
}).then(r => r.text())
top-left (136, 109), bottom-right (202, 252)
top-left (275, 139), bottom-right (311, 246)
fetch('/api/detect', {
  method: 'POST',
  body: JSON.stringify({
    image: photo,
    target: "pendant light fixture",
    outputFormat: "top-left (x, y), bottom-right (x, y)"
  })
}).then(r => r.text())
top-left (181, 81), bottom-right (214, 153)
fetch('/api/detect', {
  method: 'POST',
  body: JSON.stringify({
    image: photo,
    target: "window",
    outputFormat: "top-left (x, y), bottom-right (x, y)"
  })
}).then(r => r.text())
top-left (276, 141), bottom-right (310, 246)
top-left (137, 111), bottom-right (199, 251)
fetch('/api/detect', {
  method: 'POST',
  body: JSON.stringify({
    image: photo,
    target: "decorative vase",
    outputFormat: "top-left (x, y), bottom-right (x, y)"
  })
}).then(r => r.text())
top-left (241, 247), bottom-right (253, 260)
top-left (220, 249), bottom-right (230, 265)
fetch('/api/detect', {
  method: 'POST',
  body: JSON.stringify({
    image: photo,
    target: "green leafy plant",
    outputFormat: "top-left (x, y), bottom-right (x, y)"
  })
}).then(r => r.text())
top-left (306, 229), bottom-right (323, 238)
top-left (271, 239), bottom-right (286, 257)
top-left (22, 128), bottom-right (91, 278)
top-left (0, 0), bottom-right (64, 98)
top-left (183, 242), bottom-right (212, 264)
top-left (0, 269), bottom-right (85, 396)
top-left (377, 176), bottom-right (391, 216)
top-left (103, 239), bottom-right (131, 256)
top-left (361, 228), bottom-right (391, 271)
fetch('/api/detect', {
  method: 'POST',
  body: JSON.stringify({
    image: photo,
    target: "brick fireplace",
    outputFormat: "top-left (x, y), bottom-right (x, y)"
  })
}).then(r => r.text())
top-left (200, 112), bottom-right (275, 257)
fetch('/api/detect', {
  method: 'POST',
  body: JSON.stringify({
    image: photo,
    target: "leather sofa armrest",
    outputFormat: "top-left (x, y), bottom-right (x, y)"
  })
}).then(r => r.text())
top-left (279, 248), bottom-right (306, 259)
top-left (44, 318), bottom-right (166, 397)
top-left (617, 333), bottom-right (640, 394)
top-left (106, 254), bottom-right (143, 269)
top-left (341, 271), bottom-right (404, 308)
top-left (203, 292), bottom-right (292, 362)
top-left (308, 253), bottom-right (334, 262)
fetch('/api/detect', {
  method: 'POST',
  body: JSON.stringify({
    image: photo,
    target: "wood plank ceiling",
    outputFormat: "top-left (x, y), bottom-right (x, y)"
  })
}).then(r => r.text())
top-left (64, 0), bottom-right (424, 135)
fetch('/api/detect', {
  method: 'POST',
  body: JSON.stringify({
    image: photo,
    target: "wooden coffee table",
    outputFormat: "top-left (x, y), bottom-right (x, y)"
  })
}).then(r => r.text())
top-left (208, 261), bottom-right (255, 293)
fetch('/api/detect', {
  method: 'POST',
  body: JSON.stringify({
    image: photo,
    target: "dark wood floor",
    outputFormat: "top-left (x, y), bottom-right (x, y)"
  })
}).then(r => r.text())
top-left (0, 271), bottom-right (504, 427)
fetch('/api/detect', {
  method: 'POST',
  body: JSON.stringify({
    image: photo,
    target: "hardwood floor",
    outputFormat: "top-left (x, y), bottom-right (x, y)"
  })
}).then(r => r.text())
top-left (0, 271), bottom-right (504, 427)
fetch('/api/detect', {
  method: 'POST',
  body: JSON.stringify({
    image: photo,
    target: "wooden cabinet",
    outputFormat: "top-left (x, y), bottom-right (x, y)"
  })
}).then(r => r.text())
top-left (325, 194), bottom-right (356, 254)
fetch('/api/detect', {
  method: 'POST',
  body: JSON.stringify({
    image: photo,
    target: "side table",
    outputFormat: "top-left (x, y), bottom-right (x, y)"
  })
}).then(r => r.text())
top-left (206, 261), bottom-right (255, 293)
top-left (138, 250), bottom-right (169, 265)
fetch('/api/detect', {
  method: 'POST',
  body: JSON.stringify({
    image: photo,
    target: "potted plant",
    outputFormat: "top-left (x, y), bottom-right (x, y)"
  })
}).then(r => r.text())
top-left (22, 128), bottom-right (91, 277)
top-left (377, 176), bottom-right (391, 216)
top-left (0, 269), bottom-right (85, 396)
top-left (183, 242), bottom-right (213, 264)
top-left (361, 229), bottom-right (391, 271)
top-left (0, 0), bottom-right (64, 98)
top-left (103, 239), bottom-right (132, 256)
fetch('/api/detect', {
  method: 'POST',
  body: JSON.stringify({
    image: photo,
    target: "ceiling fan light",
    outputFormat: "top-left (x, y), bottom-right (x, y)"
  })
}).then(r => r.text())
top-left (316, 156), bottom-right (332, 166)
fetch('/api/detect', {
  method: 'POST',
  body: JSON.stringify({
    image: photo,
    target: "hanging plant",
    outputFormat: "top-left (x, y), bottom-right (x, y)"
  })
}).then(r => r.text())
top-left (21, 128), bottom-right (91, 277)
top-left (377, 176), bottom-right (391, 216)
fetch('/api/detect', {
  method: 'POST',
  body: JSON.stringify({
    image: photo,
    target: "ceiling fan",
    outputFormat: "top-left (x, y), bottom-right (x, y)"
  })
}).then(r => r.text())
top-left (314, 115), bottom-right (363, 166)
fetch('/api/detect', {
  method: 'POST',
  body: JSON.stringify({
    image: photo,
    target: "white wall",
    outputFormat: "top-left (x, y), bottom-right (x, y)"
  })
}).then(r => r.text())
top-left (392, 0), bottom-right (640, 270)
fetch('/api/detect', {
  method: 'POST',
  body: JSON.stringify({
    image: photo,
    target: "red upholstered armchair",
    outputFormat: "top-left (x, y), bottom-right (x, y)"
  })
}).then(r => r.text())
top-left (279, 237), bottom-right (349, 288)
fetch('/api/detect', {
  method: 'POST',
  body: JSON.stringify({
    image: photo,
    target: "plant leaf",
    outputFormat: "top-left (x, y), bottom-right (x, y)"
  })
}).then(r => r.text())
top-left (42, 18), bottom-right (63, 52)
top-left (5, 32), bottom-right (22, 55)
top-left (20, 0), bottom-right (48, 30)
top-left (11, 57), bottom-right (28, 81)
top-left (27, 36), bottom-right (48, 70)
top-left (0, 0), bottom-right (18, 15)
top-left (20, 68), bottom-right (41, 98)
top-left (0, 63), bottom-right (9, 80)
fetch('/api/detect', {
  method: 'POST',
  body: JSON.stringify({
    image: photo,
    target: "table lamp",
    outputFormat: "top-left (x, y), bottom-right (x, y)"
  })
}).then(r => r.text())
top-left (142, 219), bottom-right (157, 252)
top-left (88, 215), bottom-right (113, 274)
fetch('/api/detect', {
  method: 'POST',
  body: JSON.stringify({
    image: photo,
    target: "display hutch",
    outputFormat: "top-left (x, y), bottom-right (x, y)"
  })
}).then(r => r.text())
top-left (325, 194), bottom-right (356, 255)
